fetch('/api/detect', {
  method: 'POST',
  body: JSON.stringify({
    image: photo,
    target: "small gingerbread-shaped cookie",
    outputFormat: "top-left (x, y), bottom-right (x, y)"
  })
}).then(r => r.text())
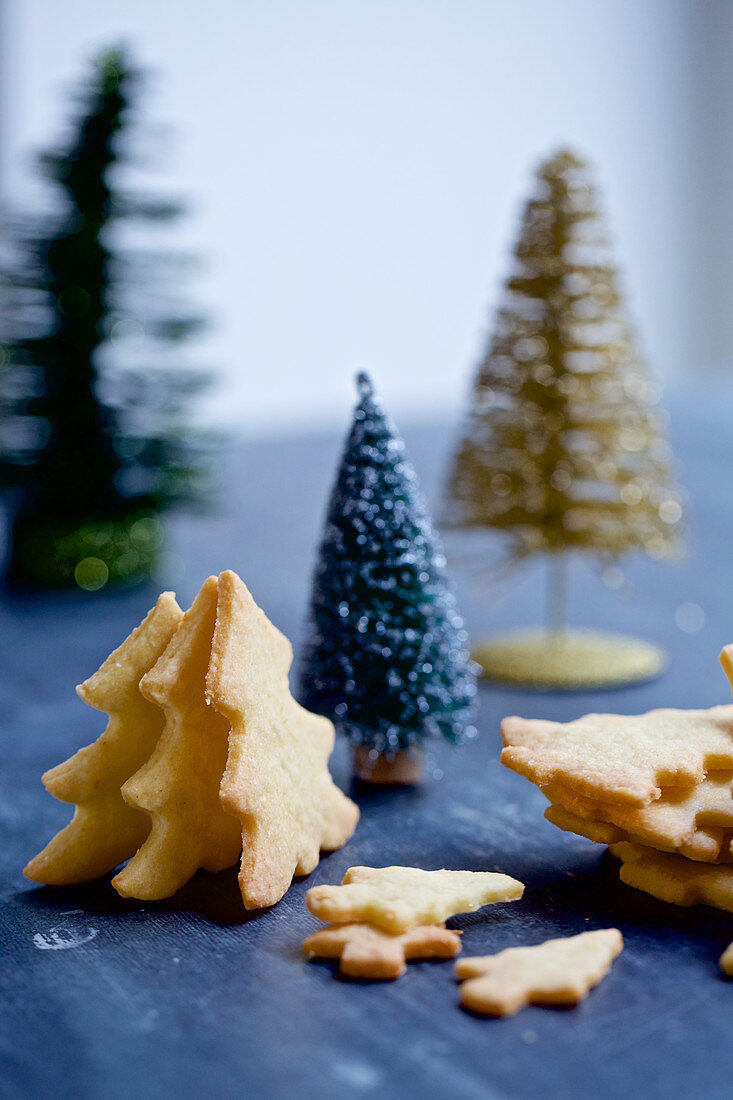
top-left (303, 922), bottom-right (461, 979)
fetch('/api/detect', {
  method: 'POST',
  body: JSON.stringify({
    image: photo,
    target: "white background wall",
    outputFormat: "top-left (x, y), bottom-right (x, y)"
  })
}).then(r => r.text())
top-left (3, 0), bottom-right (732, 434)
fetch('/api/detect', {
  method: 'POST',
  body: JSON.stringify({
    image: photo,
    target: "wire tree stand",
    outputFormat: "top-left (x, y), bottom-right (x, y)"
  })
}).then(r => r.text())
top-left (471, 555), bottom-right (665, 689)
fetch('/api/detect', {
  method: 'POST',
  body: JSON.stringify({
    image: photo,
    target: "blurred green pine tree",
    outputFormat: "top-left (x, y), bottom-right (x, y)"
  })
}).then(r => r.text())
top-left (0, 47), bottom-right (210, 589)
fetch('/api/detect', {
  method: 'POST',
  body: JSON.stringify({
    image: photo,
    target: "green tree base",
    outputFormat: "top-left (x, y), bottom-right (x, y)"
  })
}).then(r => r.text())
top-left (6, 510), bottom-right (163, 591)
top-left (472, 629), bottom-right (666, 690)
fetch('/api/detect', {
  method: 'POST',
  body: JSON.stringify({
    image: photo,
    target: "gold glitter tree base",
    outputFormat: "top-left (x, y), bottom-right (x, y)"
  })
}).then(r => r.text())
top-left (472, 629), bottom-right (665, 690)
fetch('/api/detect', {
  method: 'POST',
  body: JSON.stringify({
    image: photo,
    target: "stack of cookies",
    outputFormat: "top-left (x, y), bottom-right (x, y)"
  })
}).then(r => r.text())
top-left (500, 669), bottom-right (733, 914)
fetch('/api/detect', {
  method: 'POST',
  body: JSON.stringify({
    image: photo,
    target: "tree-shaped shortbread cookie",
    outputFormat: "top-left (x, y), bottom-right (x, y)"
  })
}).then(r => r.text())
top-left (206, 570), bottom-right (359, 909)
top-left (112, 577), bottom-right (242, 900)
top-left (541, 773), bottom-right (733, 862)
top-left (24, 592), bottom-right (183, 884)
top-left (544, 802), bottom-right (728, 863)
top-left (501, 707), bottom-right (733, 806)
top-left (307, 866), bottom-right (524, 934)
top-left (303, 922), bottom-right (461, 980)
top-left (611, 842), bottom-right (733, 913)
top-left (456, 929), bottom-right (623, 1016)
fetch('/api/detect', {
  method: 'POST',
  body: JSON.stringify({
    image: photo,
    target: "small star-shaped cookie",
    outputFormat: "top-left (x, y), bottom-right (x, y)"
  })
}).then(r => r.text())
top-left (306, 866), bottom-right (524, 934)
top-left (455, 929), bottom-right (623, 1017)
top-left (303, 922), bottom-right (462, 979)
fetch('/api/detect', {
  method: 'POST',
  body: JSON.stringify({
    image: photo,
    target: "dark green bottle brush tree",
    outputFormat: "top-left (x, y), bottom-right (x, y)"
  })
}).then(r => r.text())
top-left (300, 373), bottom-right (477, 784)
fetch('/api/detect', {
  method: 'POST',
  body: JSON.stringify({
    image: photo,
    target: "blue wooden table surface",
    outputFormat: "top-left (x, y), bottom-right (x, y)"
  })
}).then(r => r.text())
top-left (1, 382), bottom-right (731, 1099)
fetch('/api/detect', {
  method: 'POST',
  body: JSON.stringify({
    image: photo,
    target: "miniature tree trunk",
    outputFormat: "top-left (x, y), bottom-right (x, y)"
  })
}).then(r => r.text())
top-left (548, 554), bottom-right (567, 636)
top-left (353, 746), bottom-right (424, 785)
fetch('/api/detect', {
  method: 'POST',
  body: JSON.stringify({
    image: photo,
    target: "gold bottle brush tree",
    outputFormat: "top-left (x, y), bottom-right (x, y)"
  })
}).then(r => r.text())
top-left (445, 149), bottom-right (683, 688)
